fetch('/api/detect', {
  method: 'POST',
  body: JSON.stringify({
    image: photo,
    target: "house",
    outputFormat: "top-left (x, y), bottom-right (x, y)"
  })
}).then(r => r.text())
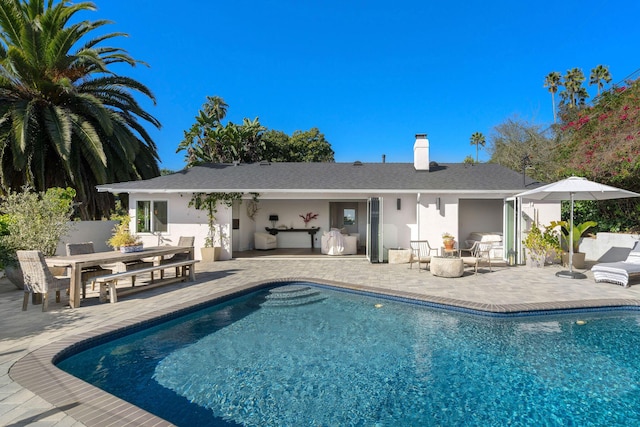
top-left (96, 134), bottom-right (560, 262)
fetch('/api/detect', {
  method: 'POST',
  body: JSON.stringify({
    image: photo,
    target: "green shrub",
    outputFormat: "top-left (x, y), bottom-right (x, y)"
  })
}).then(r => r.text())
top-left (0, 187), bottom-right (76, 267)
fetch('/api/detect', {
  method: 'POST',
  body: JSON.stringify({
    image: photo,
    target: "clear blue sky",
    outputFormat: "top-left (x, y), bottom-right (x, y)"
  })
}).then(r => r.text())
top-left (90, 0), bottom-right (640, 171)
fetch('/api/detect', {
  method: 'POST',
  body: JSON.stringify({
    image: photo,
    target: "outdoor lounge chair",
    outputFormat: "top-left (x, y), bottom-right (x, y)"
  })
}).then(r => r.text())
top-left (460, 241), bottom-right (493, 275)
top-left (66, 242), bottom-right (112, 298)
top-left (592, 240), bottom-right (640, 287)
top-left (17, 250), bottom-right (70, 311)
top-left (409, 240), bottom-right (439, 270)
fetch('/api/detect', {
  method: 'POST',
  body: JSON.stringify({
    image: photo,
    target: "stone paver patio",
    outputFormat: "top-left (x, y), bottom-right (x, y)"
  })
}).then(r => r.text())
top-left (2, 257), bottom-right (640, 426)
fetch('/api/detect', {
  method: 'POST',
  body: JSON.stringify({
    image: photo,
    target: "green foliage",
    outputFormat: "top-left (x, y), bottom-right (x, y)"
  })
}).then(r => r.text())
top-left (0, 214), bottom-right (10, 236)
top-left (549, 219), bottom-right (597, 253)
top-left (189, 192), bottom-right (243, 247)
top-left (262, 128), bottom-right (335, 162)
top-left (522, 223), bottom-right (562, 264)
top-left (107, 216), bottom-right (140, 248)
top-left (557, 78), bottom-right (640, 193)
top-left (0, 187), bottom-right (75, 266)
top-left (178, 96), bottom-right (334, 165)
top-left (559, 68), bottom-right (589, 109)
top-left (0, 0), bottom-right (160, 219)
top-left (177, 96), bottom-right (265, 165)
top-left (470, 132), bottom-right (485, 163)
top-left (550, 75), bottom-right (640, 232)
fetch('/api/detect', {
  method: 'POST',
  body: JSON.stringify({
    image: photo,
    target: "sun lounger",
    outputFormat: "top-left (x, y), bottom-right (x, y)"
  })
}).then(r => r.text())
top-left (592, 240), bottom-right (640, 287)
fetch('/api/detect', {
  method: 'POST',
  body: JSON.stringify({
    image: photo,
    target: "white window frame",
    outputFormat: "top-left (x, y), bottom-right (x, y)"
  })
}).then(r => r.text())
top-left (135, 200), bottom-right (168, 234)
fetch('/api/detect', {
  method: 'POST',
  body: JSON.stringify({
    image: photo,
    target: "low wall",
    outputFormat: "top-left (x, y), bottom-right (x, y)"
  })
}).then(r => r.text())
top-left (580, 232), bottom-right (640, 262)
top-left (55, 220), bottom-right (118, 256)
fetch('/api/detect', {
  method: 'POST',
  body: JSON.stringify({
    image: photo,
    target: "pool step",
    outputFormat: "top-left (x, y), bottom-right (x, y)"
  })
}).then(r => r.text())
top-left (261, 284), bottom-right (326, 307)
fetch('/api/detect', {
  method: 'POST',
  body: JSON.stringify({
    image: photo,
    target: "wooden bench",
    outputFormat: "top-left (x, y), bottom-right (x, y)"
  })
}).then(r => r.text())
top-left (95, 259), bottom-right (199, 303)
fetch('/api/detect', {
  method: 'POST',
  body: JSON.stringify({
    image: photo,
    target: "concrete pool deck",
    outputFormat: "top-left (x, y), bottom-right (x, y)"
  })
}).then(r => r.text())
top-left (3, 257), bottom-right (640, 426)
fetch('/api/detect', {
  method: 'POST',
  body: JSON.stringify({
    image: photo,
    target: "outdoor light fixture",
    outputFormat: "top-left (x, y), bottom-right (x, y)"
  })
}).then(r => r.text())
top-left (269, 215), bottom-right (279, 228)
top-left (397, 198), bottom-right (401, 210)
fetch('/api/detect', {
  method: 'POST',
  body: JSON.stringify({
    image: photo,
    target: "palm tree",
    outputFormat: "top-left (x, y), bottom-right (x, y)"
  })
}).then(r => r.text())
top-left (560, 68), bottom-right (588, 109)
top-left (589, 64), bottom-right (612, 96)
top-left (470, 132), bottom-right (485, 163)
top-left (0, 0), bottom-right (161, 219)
top-left (544, 71), bottom-right (562, 123)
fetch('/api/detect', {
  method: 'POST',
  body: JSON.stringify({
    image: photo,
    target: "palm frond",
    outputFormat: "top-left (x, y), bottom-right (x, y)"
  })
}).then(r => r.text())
top-left (42, 104), bottom-right (71, 159)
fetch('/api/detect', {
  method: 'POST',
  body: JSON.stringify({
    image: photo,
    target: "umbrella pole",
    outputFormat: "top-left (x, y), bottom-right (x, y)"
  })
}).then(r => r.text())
top-left (569, 195), bottom-right (574, 273)
top-left (556, 193), bottom-right (586, 279)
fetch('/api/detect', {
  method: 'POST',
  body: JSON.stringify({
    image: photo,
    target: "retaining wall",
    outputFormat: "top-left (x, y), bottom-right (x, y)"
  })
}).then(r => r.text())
top-left (580, 232), bottom-right (640, 262)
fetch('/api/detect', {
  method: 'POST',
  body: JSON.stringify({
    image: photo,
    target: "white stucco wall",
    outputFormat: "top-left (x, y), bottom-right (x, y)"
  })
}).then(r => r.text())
top-left (416, 194), bottom-right (460, 250)
top-left (55, 220), bottom-right (118, 256)
top-left (128, 193), bottom-right (234, 260)
top-left (382, 194), bottom-right (415, 252)
top-left (520, 200), bottom-right (561, 231)
top-left (122, 191), bottom-right (561, 263)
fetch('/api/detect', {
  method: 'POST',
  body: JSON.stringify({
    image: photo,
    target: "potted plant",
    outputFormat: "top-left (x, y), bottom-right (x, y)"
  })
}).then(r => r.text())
top-left (0, 187), bottom-right (75, 289)
top-left (522, 223), bottom-right (562, 267)
top-left (107, 216), bottom-right (143, 252)
top-left (442, 232), bottom-right (455, 250)
top-left (550, 220), bottom-right (597, 269)
top-left (189, 192), bottom-right (242, 261)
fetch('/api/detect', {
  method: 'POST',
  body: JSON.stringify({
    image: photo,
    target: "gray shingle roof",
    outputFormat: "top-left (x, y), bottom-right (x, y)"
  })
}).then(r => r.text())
top-left (97, 162), bottom-right (541, 194)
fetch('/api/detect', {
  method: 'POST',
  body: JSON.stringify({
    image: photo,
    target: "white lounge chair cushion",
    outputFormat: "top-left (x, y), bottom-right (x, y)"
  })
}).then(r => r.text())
top-left (592, 241), bottom-right (640, 287)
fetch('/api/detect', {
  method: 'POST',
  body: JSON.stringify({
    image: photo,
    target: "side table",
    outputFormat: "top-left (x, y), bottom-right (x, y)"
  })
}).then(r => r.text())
top-left (441, 247), bottom-right (460, 257)
top-left (430, 256), bottom-right (464, 278)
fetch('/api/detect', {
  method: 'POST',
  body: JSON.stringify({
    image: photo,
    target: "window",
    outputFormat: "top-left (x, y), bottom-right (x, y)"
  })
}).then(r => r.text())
top-left (343, 208), bottom-right (356, 225)
top-left (136, 200), bottom-right (167, 233)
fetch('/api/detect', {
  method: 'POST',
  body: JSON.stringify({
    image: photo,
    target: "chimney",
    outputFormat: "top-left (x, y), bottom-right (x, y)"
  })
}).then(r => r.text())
top-left (413, 133), bottom-right (430, 171)
top-left (382, 154), bottom-right (386, 163)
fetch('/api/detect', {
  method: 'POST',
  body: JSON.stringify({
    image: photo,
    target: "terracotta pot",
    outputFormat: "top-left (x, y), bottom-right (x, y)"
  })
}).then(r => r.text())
top-left (443, 239), bottom-right (455, 250)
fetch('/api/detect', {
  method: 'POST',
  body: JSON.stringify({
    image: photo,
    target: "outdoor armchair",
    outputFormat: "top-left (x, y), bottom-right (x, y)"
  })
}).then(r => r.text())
top-left (460, 241), bottom-right (493, 274)
top-left (409, 240), bottom-right (439, 270)
top-left (255, 232), bottom-right (277, 250)
top-left (17, 250), bottom-right (70, 311)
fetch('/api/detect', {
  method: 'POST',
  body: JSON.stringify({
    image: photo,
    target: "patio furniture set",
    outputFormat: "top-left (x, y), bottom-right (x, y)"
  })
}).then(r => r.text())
top-left (409, 240), bottom-right (493, 278)
top-left (18, 237), bottom-right (198, 311)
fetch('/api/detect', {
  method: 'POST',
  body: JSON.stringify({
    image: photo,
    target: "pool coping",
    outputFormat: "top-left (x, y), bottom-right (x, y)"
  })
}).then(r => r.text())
top-left (9, 277), bottom-right (640, 427)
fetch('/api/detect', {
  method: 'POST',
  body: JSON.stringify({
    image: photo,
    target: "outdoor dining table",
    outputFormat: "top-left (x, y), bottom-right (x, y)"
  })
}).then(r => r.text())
top-left (45, 245), bottom-right (194, 308)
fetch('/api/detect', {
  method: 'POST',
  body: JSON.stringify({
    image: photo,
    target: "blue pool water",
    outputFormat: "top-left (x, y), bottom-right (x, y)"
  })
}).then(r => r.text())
top-left (57, 283), bottom-right (640, 426)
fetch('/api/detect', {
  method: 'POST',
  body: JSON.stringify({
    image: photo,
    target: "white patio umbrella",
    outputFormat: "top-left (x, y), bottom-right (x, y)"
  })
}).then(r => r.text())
top-left (515, 176), bottom-right (640, 279)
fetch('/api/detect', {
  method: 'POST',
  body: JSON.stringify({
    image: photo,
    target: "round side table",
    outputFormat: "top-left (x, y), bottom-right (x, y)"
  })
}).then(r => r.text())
top-left (430, 256), bottom-right (464, 278)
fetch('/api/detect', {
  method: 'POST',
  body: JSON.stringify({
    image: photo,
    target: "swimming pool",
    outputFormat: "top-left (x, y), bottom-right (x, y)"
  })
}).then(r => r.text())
top-left (57, 282), bottom-right (640, 426)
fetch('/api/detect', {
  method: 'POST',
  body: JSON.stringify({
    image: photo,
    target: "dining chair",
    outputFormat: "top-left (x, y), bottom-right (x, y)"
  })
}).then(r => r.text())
top-left (159, 236), bottom-right (195, 278)
top-left (17, 250), bottom-right (70, 311)
top-left (66, 242), bottom-right (112, 298)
